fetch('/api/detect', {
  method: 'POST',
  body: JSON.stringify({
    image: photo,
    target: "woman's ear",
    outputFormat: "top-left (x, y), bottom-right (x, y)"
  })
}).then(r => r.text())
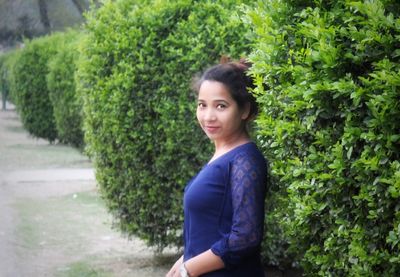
top-left (241, 102), bottom-right (251, 120)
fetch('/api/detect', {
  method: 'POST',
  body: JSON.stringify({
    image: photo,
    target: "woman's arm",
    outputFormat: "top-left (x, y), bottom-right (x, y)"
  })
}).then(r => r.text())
top-left (166, 251), bottom-right (224, 277)
top-left (209, 152), bottom-right (267, 268)
top-left (184, 249), bottom-right (225, 277)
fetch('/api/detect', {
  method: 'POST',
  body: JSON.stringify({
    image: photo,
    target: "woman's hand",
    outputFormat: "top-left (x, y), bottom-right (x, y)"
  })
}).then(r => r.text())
top-left (166, 249), bottom-right (224, 277)
top-left (166, 255), bottom-right (183, 277)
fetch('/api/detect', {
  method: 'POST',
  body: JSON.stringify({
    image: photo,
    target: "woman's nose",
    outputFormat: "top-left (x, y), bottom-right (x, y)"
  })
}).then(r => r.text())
top-left (204, 108), bottom-right (216, 121)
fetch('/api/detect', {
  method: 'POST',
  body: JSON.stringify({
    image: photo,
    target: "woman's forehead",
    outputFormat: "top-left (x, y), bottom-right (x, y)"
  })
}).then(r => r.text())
top-left (198, 80), bottom-right (233, 100)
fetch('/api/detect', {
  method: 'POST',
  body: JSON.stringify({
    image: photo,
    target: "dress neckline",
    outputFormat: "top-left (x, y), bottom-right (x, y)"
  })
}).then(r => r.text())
top-left (206, 141), bottom-right (254, 166)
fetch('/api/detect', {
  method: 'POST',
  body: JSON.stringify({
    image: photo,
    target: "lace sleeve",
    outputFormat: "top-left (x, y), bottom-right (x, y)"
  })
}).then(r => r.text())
top-left (211, 151), bottom-right (267, 268)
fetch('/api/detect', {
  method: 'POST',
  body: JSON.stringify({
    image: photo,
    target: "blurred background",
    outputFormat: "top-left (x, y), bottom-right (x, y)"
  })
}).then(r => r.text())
top-left (0, 0), bottom-right (92, 51)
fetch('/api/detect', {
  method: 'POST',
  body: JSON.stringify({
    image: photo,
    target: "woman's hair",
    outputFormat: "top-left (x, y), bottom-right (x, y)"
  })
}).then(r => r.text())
top-left (193, 56), bottom-right (258, 120)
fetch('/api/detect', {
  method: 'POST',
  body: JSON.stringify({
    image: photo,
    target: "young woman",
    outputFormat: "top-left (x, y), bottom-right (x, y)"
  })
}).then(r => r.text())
top-left (167, 58), bottom-right (267, 277)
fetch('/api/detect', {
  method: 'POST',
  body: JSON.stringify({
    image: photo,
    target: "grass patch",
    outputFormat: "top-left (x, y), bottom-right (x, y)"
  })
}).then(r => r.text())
top-left (13, 190), bottom-right (109, 254)
top-left (5, 143), bottom-right (91, 168)
top-left (56, 261), bottom-right (112, 277)
top-left (5, 125), bottom-right (25, 133)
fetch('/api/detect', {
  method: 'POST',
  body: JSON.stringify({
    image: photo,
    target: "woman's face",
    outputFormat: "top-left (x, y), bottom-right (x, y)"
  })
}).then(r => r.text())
top-left (196, 80), bottom-right (249, 144)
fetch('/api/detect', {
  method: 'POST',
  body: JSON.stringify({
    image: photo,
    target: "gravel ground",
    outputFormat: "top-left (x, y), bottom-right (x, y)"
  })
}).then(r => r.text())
top-left (0, 105), bottom-right (178, 277)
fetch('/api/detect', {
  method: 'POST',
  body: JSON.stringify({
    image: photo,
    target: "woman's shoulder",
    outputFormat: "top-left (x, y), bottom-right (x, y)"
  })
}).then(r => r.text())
top-left (232, 142), bottom-right (266, 164)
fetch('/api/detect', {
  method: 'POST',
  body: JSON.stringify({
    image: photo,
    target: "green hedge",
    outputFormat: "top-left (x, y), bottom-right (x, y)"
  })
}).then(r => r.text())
top-left (47, 31), bottom-right (84, 148)
top-left (9, 34), bottom-right (63, 142)
top-left (77, 0), bottom-right (251, 249)
top-left (0, 50), bottom-right (20, 105)
top-left (0, 53), bottom-right (10, 106)
top-left (248, 0), bottom-right (400, 275)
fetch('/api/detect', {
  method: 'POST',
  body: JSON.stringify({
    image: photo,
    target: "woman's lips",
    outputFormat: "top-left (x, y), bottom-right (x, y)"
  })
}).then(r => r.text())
top-left (204, 126), bottom-right (219, 133)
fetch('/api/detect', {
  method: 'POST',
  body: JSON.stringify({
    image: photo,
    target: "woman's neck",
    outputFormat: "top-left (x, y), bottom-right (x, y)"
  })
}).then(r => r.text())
top-left (211, 132), bottom-right (250, 160)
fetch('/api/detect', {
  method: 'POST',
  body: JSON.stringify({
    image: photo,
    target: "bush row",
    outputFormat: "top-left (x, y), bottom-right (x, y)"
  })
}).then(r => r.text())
top-left (247, 0), bottom-right (400, 275)
top-left (1, 30), bottom-right (84, 147)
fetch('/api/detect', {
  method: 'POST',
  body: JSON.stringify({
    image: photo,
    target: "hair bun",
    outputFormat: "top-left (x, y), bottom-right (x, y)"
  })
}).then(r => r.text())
top-left (219, 55), bottom-right (231, 64)
top-left (238, 57), bottom-right (252, 70)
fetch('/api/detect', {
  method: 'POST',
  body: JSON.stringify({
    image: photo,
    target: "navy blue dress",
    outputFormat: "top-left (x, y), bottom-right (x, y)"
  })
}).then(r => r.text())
top-left (183, 142), bottom-right (267, 276)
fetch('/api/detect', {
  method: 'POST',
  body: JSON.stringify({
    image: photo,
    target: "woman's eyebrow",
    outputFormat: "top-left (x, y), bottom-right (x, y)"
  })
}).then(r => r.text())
top-left (197, 99), bottom-right (230, 104)
top-left (213, 99), bottom-right (229, 104)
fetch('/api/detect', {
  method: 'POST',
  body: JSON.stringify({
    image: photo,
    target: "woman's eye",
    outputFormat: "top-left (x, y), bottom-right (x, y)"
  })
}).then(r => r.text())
top-left (198, 103), bottom-right (205, 108)
top-left (217, 104), bottom-right (226, 110)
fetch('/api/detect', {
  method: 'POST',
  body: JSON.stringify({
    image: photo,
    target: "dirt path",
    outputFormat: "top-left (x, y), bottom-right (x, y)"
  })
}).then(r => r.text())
top-left (0, 106), bottom-right (178, 277)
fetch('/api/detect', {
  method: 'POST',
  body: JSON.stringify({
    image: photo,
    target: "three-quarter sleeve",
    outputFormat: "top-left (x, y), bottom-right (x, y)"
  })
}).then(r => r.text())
top-left (210, 151), bottom-right (267, 268)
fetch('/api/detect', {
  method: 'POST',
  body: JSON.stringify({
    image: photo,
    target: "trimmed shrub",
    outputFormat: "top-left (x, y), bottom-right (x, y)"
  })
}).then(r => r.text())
top-left (77, 0), bottom-right (251, 249)
top-left (10, 34), bottom-right (63, 142)
top-left (47, 31), bottom-right (84, 148)
top-left (0, 50), bottom-right (20, 105)
top-left (0, 53), bottom-right (10, 106)
top-left (247, 0), bottom-right (400, 275)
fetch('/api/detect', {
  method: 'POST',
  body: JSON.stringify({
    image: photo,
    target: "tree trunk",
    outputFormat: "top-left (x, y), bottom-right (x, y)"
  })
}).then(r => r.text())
top-left (70, 0), bottom-right (83, 15)
top-left (37, 0), bottom-right (50, 33)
